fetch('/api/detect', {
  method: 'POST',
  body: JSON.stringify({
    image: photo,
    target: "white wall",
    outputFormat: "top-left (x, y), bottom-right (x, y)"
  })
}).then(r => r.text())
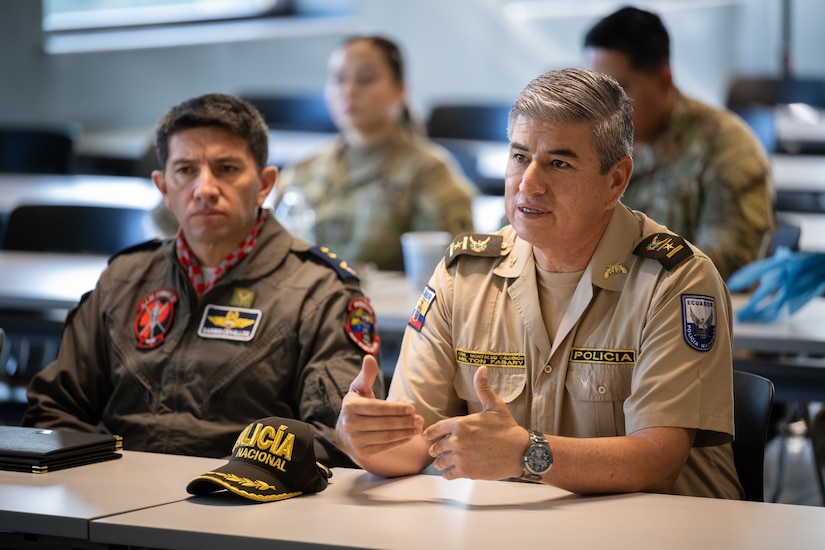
top-left (1, 0), bottom-right (824, 134)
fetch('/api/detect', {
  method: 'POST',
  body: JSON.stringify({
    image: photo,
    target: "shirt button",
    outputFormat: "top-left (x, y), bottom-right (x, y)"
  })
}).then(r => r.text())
top-left (597, 385), bottom-right (607, 395)
top-left (544, 365), bottom-right (553, 374)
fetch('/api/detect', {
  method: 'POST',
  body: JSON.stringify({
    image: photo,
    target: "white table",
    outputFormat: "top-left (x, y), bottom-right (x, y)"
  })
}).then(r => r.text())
top-left (0, 251), bottom-right (108, 311)
top-left (87, 467), bottom-right (825, 550)
top-left (772, 154), bottom-right (825, 193)
top-left (731, 293), bottom-right (825, 356)
top-left (0, 173), bottom-right (162, 213)
top-left (732, 293), bottom-right (825, 402)
top-left (0, 450), bottom-right (224, 540)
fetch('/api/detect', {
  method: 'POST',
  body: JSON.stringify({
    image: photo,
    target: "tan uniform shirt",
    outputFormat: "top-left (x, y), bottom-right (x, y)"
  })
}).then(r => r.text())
top-left (390, 204), bottom-right (743, 499)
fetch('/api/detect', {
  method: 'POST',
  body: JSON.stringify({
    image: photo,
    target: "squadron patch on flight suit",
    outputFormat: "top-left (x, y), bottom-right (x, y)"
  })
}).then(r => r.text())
top-left (445, 233), bottom-right (506, 267)
top-left (305, 246), bottom-right (359, 281)
top-left (198, 305), bottom-right (262, 342)
top-left (681, 294), bottom-right (716, 352)
top-left (345, 297), bottom-right (380, 355)
top-left (633, 233), bottom-right (693, 271)
top-left (134, 289), bottom-right (178, 350)
top-left (408, 285), bottom-right (436, 332)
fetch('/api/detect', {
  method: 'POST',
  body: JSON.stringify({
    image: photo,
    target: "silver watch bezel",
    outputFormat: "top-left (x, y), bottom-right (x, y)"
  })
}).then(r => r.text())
top-left (520, 430), bottom-right (553, 482)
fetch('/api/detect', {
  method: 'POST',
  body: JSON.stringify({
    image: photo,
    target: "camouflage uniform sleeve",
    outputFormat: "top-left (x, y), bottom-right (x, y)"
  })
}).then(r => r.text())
top-left (411, 148), bottom-right (477, 236)
top-left (692, 113), bottom-right (775, 281)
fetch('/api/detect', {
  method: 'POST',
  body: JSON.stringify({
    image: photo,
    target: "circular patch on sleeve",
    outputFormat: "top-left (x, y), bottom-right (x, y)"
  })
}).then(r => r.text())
top-left (681, 294), bottom-right (716, 352)
top-left (134, 289), bottom-right (178, 350)
top-left (344, 297), bottom-right (380, 355)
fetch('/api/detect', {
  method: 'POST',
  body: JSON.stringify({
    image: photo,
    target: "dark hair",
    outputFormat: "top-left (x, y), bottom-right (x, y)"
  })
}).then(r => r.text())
top-left (155, 93), bottom-right (270, 171)
top-left (337, 34), bottom-right (424, 136)
top-left (583, 6), bottom-right (670, 73)
top-left (340, 34), bottom-right (405, 84)
top-left (508, 68), bottom-right (633, 175)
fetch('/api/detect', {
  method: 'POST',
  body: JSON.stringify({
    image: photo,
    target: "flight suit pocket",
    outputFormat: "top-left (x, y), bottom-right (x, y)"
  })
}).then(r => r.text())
top-left (565, 363), bottom-right (633, 437)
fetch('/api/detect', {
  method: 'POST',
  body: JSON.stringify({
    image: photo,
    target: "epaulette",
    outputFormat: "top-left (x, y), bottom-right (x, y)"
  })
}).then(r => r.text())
top-left (107, 239), bottom-right (167, 264)
top-left (64, 289), bottom-right (94, 326)
top-left (633, 232), bottom-right (693, 271)
top-left (445, 232), bottom-right (508, 267)
top-left (304, 245), bottom-right (359, 281)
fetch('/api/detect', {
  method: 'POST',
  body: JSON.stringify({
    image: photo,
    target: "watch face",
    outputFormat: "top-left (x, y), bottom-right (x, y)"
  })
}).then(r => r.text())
top-left (526, 444), bottom-right (553, 474)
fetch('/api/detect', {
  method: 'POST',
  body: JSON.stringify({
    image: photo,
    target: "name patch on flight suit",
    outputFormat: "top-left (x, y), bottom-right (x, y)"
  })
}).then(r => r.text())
top-left (681, 294), bottom-right (716, 352)
top-left (408, 285), bottom-right (436, 332)
top-left (134, 288), bottom-right (178, 350)
top-left (455, 349), bottom-right (526, 368)
top-left (633, 233), bottom-right (693, 271)
top-left (569, 348), bottom-right (637, 364)
top-left (198, 305), bottom-right (262, 342)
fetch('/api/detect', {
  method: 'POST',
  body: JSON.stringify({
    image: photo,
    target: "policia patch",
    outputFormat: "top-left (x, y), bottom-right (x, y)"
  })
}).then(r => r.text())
top-left (633, 233), bottom-right (693, 271)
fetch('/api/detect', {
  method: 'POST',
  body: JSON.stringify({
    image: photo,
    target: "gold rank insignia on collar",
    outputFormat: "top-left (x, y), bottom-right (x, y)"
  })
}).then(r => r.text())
top-left (633, 232), bottom-right (693, 271)
top-left (446, 232), bottom-right (507, 267)
top-left (603, 263), bottom-right (627, 279)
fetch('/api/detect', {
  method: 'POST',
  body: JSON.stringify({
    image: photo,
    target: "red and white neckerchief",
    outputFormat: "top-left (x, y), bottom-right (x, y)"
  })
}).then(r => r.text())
top-left (175, 210), bottom-right (267, 296)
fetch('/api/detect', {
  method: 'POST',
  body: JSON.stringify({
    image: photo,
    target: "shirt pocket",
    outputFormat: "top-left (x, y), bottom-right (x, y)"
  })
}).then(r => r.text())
top-left (454, 363), bottom-right (527, 412)
top-left (564, 363), bottom-right (633, 437)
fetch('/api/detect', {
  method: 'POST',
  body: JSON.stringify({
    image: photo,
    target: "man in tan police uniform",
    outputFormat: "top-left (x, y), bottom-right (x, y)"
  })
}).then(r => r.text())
top-left (335, 68), bottom-right (743, 499)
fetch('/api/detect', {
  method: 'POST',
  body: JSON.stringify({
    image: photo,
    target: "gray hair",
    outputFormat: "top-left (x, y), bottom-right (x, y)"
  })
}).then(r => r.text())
top-left (507, 68), bottom-right (633, 174)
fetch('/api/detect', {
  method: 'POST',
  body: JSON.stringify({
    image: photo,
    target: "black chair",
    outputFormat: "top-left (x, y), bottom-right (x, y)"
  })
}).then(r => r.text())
top-left (769, 219), bottom-right (802, 253)
top-left (0, 320), bottom-right (61, 426)
top-left (240, 93), bottom-right (337, 133)
top-left (425, 103), bottom-right (512, 195)
top-left (1, 204), bottom-right (151, 256)
top-left (727, 77), bottom-right (825, 110)
top-left (727, 77), bottom-right (825, 155)
top-left (734, 106), bottom-right (778, 153)
top-left (425, 103), bottom-right (511, 142)
top-left (0, 127), bottom-right (77, 174)
top-left (732, 370), bottom-right (775, 502)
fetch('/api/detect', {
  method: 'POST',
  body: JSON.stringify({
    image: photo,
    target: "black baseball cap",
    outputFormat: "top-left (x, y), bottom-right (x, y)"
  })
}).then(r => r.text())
top-left (186, 417), bottom-right (331, 502)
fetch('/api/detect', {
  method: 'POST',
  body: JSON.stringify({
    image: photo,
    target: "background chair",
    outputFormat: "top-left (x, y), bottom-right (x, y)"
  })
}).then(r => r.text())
top-left (0, 320), bottom-right (61, 426)
top-left (727, 77), bottom-right (825, 109)
top-left (0, 126), bottom-right (77, 174)
top-left (733, 369), bottom-right (775, 502)
top-left (727, 77), bottom-right (825, 155)
top-left (425, 103), bottom-right (511, 142)
top-left (425, 103), bottom-right (512, 195)
top-left (240, 92), bottom-right (337, 133)
top-left (1, 204), bottom-right (151, 256)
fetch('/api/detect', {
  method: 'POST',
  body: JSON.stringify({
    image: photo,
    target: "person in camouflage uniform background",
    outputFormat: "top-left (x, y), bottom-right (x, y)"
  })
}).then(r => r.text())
top-left (584, 6), bottom-right (774, 281)
top-left (275, 35), bottom-right (476, 272)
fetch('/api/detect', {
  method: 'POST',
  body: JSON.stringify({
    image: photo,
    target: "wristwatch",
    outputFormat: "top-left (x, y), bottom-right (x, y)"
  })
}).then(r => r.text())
top-left (520, 429), bottom-right (553, 482)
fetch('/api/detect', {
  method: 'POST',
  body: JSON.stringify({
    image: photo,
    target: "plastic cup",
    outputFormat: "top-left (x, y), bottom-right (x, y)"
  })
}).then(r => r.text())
top-left (400, 231), bottom-right (452, 290)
